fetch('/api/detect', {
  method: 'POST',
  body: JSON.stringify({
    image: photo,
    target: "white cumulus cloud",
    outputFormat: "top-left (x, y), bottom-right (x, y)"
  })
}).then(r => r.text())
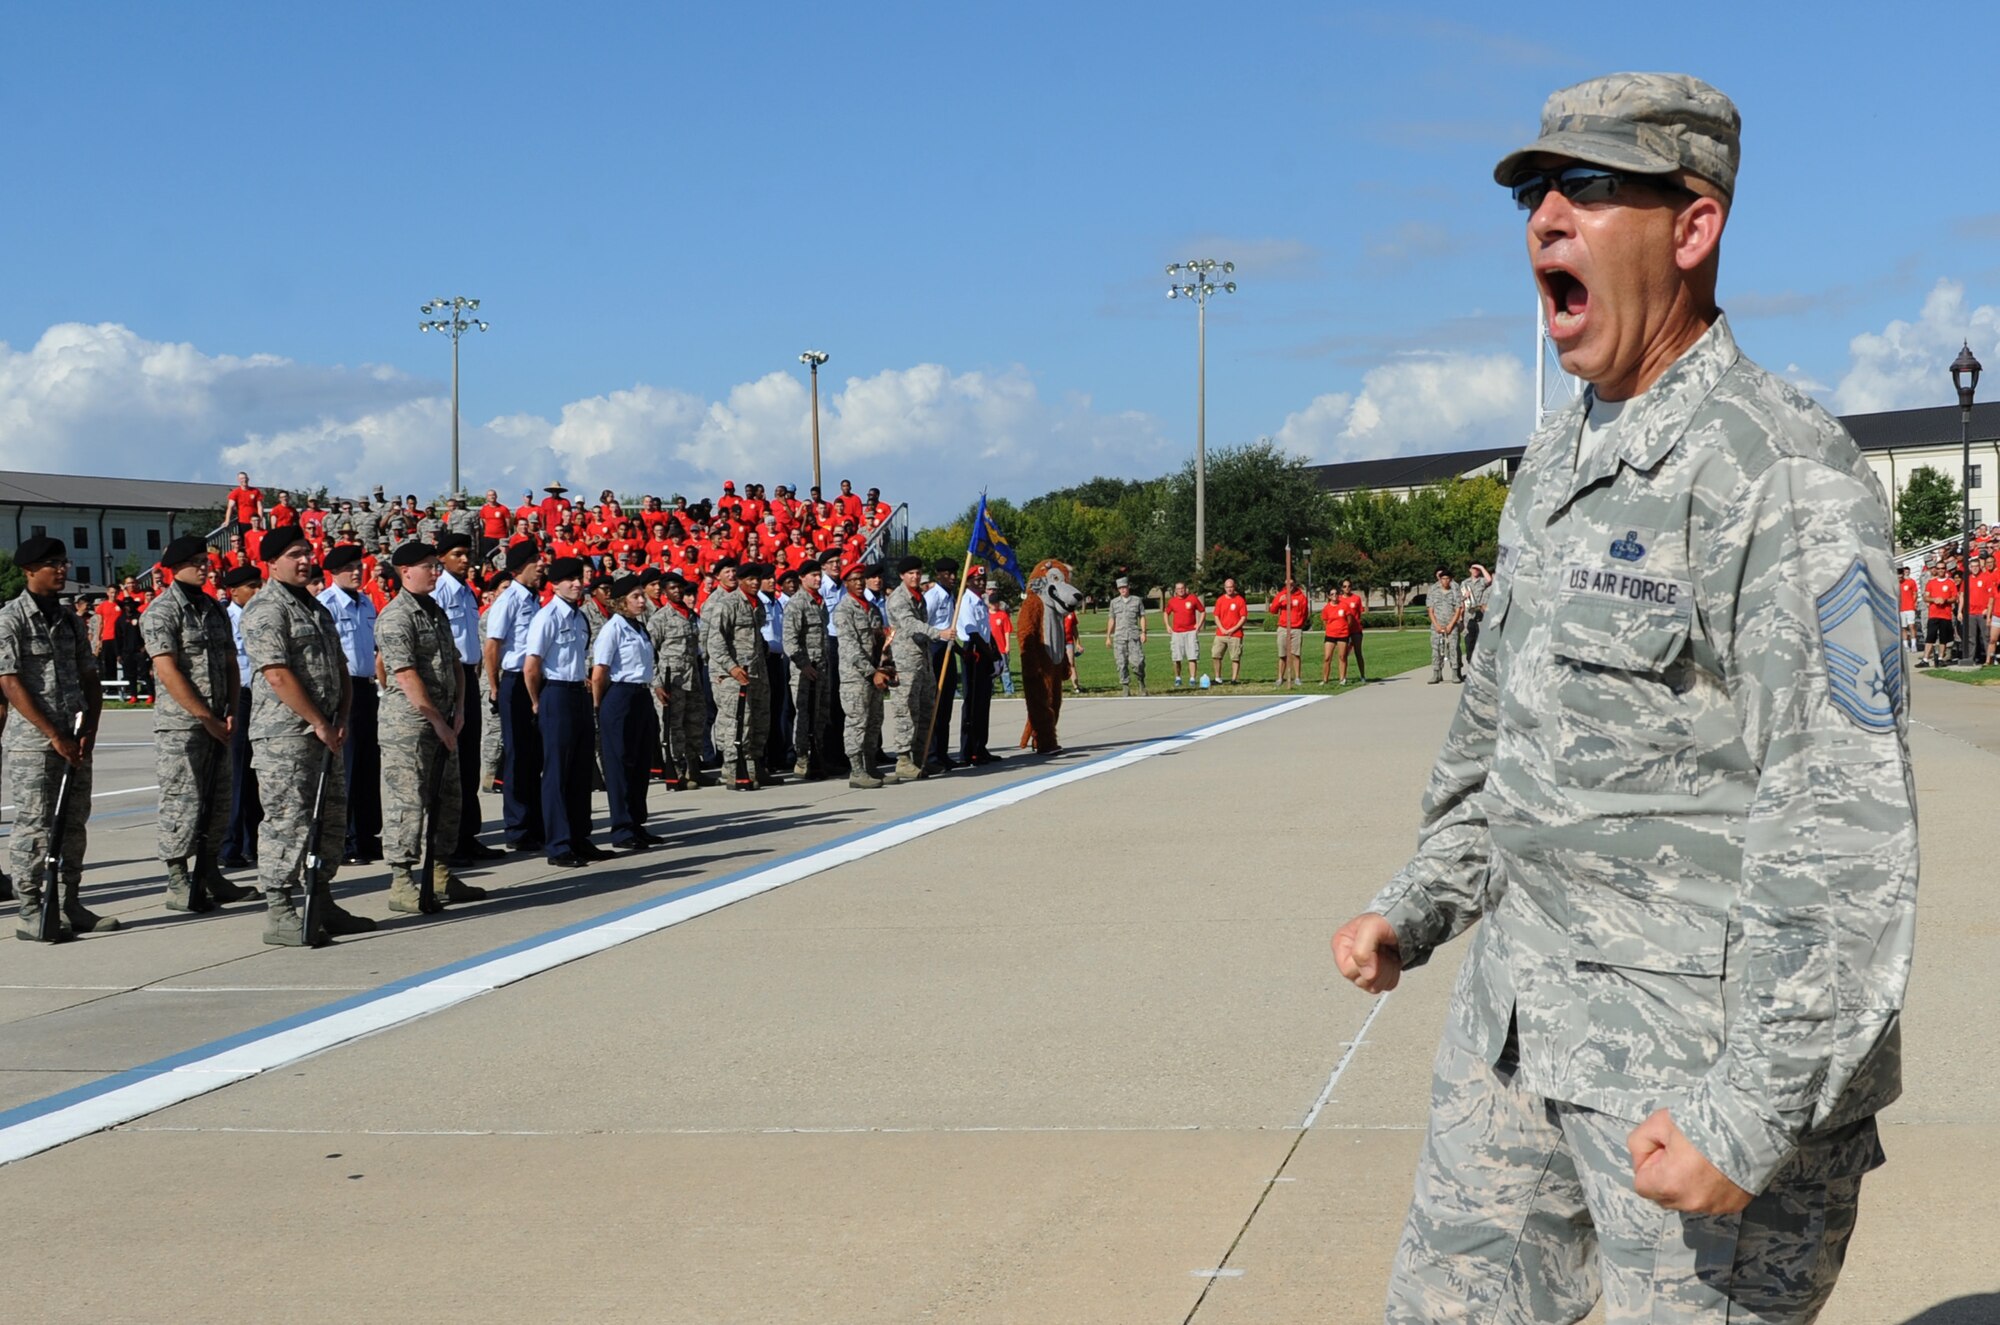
top-left (1272, 353), bottom-right (1532, 462)
top-left (1827, 280), bottom-right (2000, 416)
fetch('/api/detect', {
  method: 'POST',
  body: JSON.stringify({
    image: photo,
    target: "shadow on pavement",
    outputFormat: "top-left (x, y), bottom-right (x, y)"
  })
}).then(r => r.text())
top-left (1898, 1295), bottom-right (2000, 1324)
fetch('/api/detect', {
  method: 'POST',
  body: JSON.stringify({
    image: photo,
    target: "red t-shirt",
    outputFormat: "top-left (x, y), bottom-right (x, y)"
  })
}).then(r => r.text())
top-left (990, 607), bottom-right (1012, 655)
top-left (1973, 572), bottom-right (1995, 616)
top-left (837, 494), bottom-right (863, 523)
top-left (267, 503), bottom-right (295, 529)
top-left (227, 486), bottom-right (262, 524)
top-left (1165, 594), bottom-right (1204, 632)
top-left (478, 503), bottom-right (509, 539)
top-left (299, 508), bottom-right (327, 538)
top-left (1322, 599), bottom-right (1355, 639)
top-left (1269, 589), bottom-right (1308, 629)
top-left (1212, 593), bottom-right (1247, 638)
top-left (1926, 576), bottom-right (1958, 620)
top-left (1900, 577), bottom-right (1918, 613)
top-left (95, 599), bottom-right (120, 642)
top-left (1338, 592), bottom-right (1366, 632)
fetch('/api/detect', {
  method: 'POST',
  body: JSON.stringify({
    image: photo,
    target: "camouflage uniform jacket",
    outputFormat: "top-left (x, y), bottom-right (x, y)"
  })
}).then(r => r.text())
top-left (140, 581), bottom-right (236, 731)
top-left (648, 602), bottom-right (701, 691)
top-left (445, 507), bottom-right (477, 537)
top-left (1366, 315), bottom-right (1916, 1194)
top-left (704, 589), bottom-right (765, 680)
top-left (782, 589), bottom-right (827, 667)
top-left (884, 584), bottom-right (936, 668)
top-left (0, 592), bottom-right (95, 752)
top-left (350, 508), bottom-right (380, 545)
top-left (375, 590), bottom-right (460, 731)
top-left (242, 581), bottom-right (346, 739)
top-left (583, 596), bottom-right (610, 654)
top-left (417, 513), bottom-right (444, 543)
top-left (1106, 594), bottom-right (1146, 639)
top-left (1427, 581), bottom-right (1463, 631)
top-left (833, 594), bottom-right (886, 685)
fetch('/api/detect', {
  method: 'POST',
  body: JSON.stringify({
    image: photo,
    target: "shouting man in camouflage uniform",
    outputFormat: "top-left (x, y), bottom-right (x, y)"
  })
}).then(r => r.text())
top-left (244, 525), bottom-right (377, 946)
top-left (832, 562), bottom-right (896, 789)
top-left (1104, 576), bottom-right (1146, 695)
top-left (1334, 75), bottom-right (1917, 1323)
top-left (782, 559), bottom-right (830, 779)
top-left (649, 572), bottom-right (707, 789)
top-left (376, 541), bottom-right (483, 914)
top-left (883, 556), bottom-right (939, 782)
top-left (143, 534), bottom-right (254, 912)
top-left (0, 536), bottom-right (112, 940)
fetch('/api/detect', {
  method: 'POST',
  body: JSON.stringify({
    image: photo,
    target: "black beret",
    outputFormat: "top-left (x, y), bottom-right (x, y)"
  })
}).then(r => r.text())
top-left (659, 573), bottom-right (689, 592)
top-left (262, 525), bottom-right (310, 559)
top-left (609, 574), bottom-right (644, 599)
top-left (505, 541), bottom-right (542, 574)
top-left (933, 559), bottom-right (959, 576)
top-left (819, 551), bottom-right (844, 570)
top-left (740, 562), bottom-right (772, 579)
top-left (778, 568), bottom-right (801, 585)
top-left (713, 557), bottom-right (738, 573)
top-left (546, 556), bottom-right (585, 582)
top-left (390, 541), bottom-right (437, 568)
top-left (221, 565), bottom-right (263, 589)
top-left (895, 555), bottom-right (923, 575)
top-left (797, 559), bottom-right (823, 575)
top-left (13, 535), bottom-right (65, 567)
top-left (159, 534), bottom-right (211, 570)
top-left (637, 566), bottom-right (663, 585)
top-left (323, 544), bottom-right (365, 573)
top-left (435, 532), bottom-right (472, 555)
top-left (861, 562), bottom-right (884, 579)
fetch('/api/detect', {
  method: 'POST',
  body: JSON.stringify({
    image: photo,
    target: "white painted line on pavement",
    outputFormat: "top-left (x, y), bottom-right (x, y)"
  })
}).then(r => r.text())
top-left (0, 696), bottom-right (1324, 1167)
top-left (1191, 1269), bottom-right (1245, 1279)
top-left (1299, 992), bottom-right (1390, 1129)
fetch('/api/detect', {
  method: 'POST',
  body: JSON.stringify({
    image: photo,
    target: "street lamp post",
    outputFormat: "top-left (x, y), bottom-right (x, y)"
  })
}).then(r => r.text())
top-left (420, 297), bottom-right (489, 496)
top-left (800, 350), bottom-right (830, 495)
top-left (1952, 342), bottom-right (1982, 664)
top-left (1167, 260), bottom-right (1237, 575)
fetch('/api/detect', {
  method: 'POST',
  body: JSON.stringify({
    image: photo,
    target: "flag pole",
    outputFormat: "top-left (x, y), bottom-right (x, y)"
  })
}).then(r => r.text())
top-left (922, 506), bottom-right (980, 762)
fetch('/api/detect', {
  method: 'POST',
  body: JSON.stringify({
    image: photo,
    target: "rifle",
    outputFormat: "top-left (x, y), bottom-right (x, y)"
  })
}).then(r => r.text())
top-left (38, 712), bottom-right (86, 943)
top-left (733, 683), bottom-right (750, 789)
top-left (300, 746), bottom-right (335, 947)
top-left (417, 737), bottom-right (449, 913)
top-left (188, 731), bottom-right (221, 911)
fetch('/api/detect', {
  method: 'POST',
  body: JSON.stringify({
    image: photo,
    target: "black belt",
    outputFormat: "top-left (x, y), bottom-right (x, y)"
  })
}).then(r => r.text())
top-left (351, 677), bottom-right (377, 690)
top-left (544, 679), bottom-right (586, 689)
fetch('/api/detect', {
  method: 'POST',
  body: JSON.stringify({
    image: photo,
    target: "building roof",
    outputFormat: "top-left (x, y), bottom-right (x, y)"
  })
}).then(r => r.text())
top-left (1310, 446), bottom-right (1522, 494)
top-left (0, 470), bottom-right (233, 512)
top-left (1843, 401), bottom-right (2000, 451)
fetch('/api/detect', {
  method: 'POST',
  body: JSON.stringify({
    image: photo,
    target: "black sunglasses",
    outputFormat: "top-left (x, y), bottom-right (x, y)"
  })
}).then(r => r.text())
top-left (1510, 166), bottom-right (1691, 213)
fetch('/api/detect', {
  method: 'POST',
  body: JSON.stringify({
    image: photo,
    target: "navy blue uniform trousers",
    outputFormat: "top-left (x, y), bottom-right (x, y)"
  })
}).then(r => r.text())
top-left (499, 669), bottom-right (544, 846)
top-left (600, 681), bottom-right (651, 845)
top-left (538, 682), bottom-right (594, 859)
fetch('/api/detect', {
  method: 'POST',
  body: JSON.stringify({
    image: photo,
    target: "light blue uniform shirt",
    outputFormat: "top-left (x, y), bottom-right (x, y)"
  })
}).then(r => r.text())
top-left (823, 580), bottom-right (847, 637)
top-left (591, 613), bottom-right (655, 683)
top-left (760, 591), bottom-right (784, 652)
top-left (526, 596), bottom-right (590, 682)
top-left (485, 580), bottom-right (538, 672)
top-left (227, 600), bottom-right (252, 685)
top-left (956, 588), bottom-right (992, 644)
top-left (317, 585), bottom-right (377, 679)
top-left (923, 582), bottom-right (954, 631)
top-left (433, 567), bottom-right (481, 665)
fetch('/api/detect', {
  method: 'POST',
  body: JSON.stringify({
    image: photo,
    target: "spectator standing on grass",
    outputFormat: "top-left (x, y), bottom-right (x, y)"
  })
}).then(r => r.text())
top-left (1267, 578), bottom-right (1308, 688)
top-left (1209, 577), bottom-right (1247, 684)
top-left (1971, 554), bottom-right (1996, 666)
top-left (988, 590), bottom-right (1014, 696)
top-left (1163, 581), bottom-right (1204, 687)
top-left (1426, 567), bottom-right (1464, 685)
top-left (1898, 565), bottom-right (1918, 651)
top-left (1105, 576), bottom-right (1147, 696)
top-left (1321, 583), bottom-right (1356, 684)
top-left (1920, 562), bottom-right (1957, 668)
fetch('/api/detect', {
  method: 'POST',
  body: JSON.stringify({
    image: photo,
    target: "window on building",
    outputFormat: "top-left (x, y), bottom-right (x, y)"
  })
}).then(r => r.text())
top-left (73, 526), bottom-right (89, 549)
top-left (29, 524), bottom-right (45, 539)
top-left (111, 528), bottom-right (127, 550)
top-left (1972, 465), bottom-right (1984, 489)
top-left (1973, 508), bottom-right (1985, 527)
top-left (146, 529), bottom-right (162, 550)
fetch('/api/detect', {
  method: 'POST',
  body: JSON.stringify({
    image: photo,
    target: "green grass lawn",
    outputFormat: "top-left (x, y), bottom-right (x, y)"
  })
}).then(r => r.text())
top-left (1022, 610), bottom-right (1442, 696)
top-left (1919, 663), bottom-right (2000, 685)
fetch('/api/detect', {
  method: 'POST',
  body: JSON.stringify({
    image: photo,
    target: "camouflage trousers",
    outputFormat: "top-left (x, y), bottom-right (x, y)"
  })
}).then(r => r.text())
top-left (1430, 626), bottom-right (1463, 682)
top-left (840, 677), bottom-right (883, 765)
top-left (479, 667), bottom-right (503, 786)
top-left (380, 723), bottom-right (461, 868)
top-left (155, 728), bottom-right (232, 864)
top-left (885, 645), bottom-right (935, 762)
top-left (253, 735), bottom-right (347, 901)
top-left (710, 670), bottom-right (770, 774)
top-left (1386, 1038), bottom-right (1868, 1324)
top-left (6, 745), bottom-right (91, 907)
top-left (790, 659), bottom-right (830, 768)
top-left (658, 681), bottom-right (706, 774)
top-left (1111, 634), bottom-right (1145, 690)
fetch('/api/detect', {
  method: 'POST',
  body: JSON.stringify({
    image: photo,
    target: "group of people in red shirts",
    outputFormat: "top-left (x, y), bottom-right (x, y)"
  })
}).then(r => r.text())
top-left (1126, 576), bottom-right (1370, 689)
top-left (1902, 537), bottom-right (2000, 668)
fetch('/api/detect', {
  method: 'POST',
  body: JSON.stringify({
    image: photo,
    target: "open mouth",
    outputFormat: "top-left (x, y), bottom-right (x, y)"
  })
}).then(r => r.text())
top-left (1541, 266), bottom-right (1589, 336)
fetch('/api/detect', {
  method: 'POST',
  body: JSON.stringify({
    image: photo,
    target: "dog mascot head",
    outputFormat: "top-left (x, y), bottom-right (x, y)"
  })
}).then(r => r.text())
top-left (1020, 558), bottom-right (1083, 665)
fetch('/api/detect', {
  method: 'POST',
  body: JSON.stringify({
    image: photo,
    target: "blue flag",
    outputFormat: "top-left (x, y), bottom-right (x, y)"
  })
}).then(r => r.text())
top-left (967, 494), bottom-right (1022, 586)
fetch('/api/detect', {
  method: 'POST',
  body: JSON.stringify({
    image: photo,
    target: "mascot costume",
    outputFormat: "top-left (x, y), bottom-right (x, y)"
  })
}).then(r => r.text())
top-left (1017, 558), bottom-right (1083, 754)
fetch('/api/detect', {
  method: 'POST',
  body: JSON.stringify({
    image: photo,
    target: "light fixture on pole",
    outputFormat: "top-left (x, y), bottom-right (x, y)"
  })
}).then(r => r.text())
top-left (420, 296), bottom-right (489, 496)
top-left (800, 350), bottom-right (830, 495)
top-left (1167, 259), bottom-right (1237, 574)
top-left (1952, 341), bottom-right (1982, 664)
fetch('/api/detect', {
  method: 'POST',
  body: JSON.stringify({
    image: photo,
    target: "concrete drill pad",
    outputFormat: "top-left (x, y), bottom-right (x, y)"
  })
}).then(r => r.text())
top-left (0, 1070), bottom-right (102, 1111)
top-left (0, 986), bottom-right (345, 1073)
top-left (2, 1127), bottom-right (1294, 1325)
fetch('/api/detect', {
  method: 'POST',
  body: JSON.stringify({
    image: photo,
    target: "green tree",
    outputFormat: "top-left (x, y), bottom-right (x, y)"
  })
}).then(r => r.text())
top-left (1898, 465), bottom-right (1963, 547)
top-left (1138, 440), bottom-right (1331, 593)
top-left (0, 550), bottom-right (23, 603)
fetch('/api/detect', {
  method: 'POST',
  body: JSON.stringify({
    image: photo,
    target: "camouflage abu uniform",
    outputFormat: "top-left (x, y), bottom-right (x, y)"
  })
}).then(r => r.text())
top-left (0, 590), bottom-right (98, 928)
top-left (782, 585), bottom-right (830, 772)
top-left (375, 587), bottom-right (461, 877)
top-left (141, 581), bottom-right (237, 886)
top-left (705, 587), bottom-right (768, 778)
top-left (883, 582), bottom-right (938, 768)
top-left (1426, 578), bottom-right (1463, 683)
top-left (1106, 592), bottom-right (1146, 693)
top-left (243, 581), bottom-right (348, 919)
top-left (1373, 315), bottom-right (1916, 1321)
top-left (833, 592), bottom-right (888, 770)
top-left (649, 599), bottom-right (705, 781)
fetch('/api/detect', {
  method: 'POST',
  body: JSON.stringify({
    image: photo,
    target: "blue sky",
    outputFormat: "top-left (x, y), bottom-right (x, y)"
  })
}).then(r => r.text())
top-left (3, 3), bottom-right (1996, 518)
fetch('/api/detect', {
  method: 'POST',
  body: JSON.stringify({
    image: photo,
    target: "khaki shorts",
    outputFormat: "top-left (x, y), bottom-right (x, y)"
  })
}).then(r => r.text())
top-left (1211, 634), bottom-right (1243, 662)
top-left (1275, 627), bottom-right (1302, 657)
top-left (1169, 629), bottom-right (1198, 662)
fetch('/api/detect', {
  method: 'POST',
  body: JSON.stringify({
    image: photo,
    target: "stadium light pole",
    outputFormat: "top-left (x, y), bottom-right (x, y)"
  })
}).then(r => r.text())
top-left (800, 350), bottom-right (830, 495)
top-left (420, 296), bottom-right (489, 496)
top-left (1167, 260), bottom-right (1236, 574)
top-left (1952, 342), bottom-right (1982, 663)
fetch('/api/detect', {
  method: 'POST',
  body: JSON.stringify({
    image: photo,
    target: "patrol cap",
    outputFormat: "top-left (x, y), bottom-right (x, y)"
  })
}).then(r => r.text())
top-left (14, 534), bottom-right (66, 567)
top-left (1493, 72), bottom-right (1742, 198)
top-left (609, 574), bottom-right (644, 599)
top-left (895, 555), bottom-right (923, 575)
top-left (435, 532), bottom-right (472, 555)
top-left (505, 541), bottom-right (542, 574)
top-left (1115, 576), bottom-right (1130, 588)
top-left (546, 556), bottom-right (585, 583)
top-left (158, 534), bottom-right (210, 570)
top-left (390, 541), bottom-right (437, 568)
top-left (262, 525), bottom-right (310, 559)
top-left (323, 544), bottom-right (365, 573)
top-left (221, 565), bottom-right (263, 589)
